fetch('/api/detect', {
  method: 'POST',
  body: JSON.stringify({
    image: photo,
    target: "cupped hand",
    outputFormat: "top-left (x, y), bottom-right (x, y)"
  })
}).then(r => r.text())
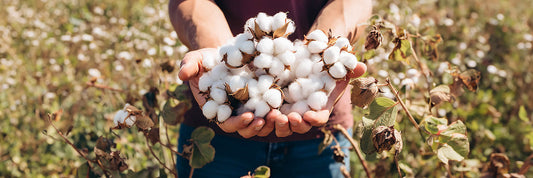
top-left (178, 49), bottom-right (274, 138)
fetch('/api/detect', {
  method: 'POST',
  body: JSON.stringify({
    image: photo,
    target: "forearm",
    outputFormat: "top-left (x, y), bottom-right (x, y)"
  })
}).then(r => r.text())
top-left (309, 0), bottom-right (372, 42)
top-left (168, 0), bottom-right (233, 50)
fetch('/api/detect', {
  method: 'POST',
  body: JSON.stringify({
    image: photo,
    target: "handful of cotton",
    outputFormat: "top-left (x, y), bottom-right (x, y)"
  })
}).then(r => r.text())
top-left (197, 12), bottom-right (358, 123)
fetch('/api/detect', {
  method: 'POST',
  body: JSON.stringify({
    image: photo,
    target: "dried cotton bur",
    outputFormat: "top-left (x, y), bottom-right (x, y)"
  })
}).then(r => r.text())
top-left (196, 12), bottom-right (360, 122)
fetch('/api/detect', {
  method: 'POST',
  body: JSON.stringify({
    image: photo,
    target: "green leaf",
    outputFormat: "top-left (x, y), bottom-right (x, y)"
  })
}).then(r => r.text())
top-left (446, 133), bottom-right (469, 157)
top-left (254, 165), bottom-right (271, 178)
top-left (360, 97), bottom-right (398, 154)
top-left (420, 116), bottom-right (447, 135)
top-left (519, 105), bottom-right (529, 122)
top-left (440, 121), bottom-right (467, 137)
top-left (190, 143), bottom-right (215, 169)
top-left (191, 126), bottom-right (215, 144)
top-left (437, 144), bottom-right (464, 164)
top-left (76, 162), bottom-right (94, 178)
top-left (169, 83), bottom-right (190, 101)
top-left (161, 98), bottom-right (189, 125)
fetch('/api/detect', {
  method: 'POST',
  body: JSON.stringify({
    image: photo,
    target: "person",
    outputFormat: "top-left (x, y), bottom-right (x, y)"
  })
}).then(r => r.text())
top-left (168, 0), bottom-right (372, 177)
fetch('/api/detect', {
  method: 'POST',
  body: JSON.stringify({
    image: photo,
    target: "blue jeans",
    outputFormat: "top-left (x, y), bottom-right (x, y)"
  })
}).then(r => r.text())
top-left (177, 124), bottom-right (351, 178)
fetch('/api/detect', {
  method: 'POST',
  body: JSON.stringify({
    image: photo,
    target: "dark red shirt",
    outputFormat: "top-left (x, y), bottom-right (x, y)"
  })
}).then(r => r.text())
top-left (183, 0), bottom-right (354, 142)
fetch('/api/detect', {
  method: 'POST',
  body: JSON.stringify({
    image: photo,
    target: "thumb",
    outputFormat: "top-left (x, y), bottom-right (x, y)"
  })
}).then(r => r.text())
top-left (347, 62), bottom-right (367, 78)
top-left (178, 51), bottom-right (203, 81)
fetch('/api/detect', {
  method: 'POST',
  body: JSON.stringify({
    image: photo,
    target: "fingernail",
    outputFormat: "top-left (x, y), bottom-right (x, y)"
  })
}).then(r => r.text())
top-left (255, 126), bottom-right (262, 131)
top-left (278, 122), bottom-right (286, 127)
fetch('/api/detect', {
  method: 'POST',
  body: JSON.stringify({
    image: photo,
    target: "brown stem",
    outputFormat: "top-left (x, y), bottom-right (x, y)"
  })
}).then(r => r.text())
top-left (45, 114), bottom-right (108, 175)
top-left (340, 165), bottom-right (352, 178)
top-left (386, 79), bottom-right (420, 130)
top-left (189, 167), bottom-right (195, 178)
top-left (519, 153), bottom-right (533, 175)
top-left (445, 162), bottom-right (453, 178)
top-left (408, 39), bottom-right (432, 97)
top-left (333, 124), bottom-right (372, 178)
top-left (86, 82), bottom-right (124, 92)
top-left (146, 137), bottom-right (178, 177)
top-left (394, 157), bottom-right (402, 177)
top-left (165, 125), bottom-right (177, 170)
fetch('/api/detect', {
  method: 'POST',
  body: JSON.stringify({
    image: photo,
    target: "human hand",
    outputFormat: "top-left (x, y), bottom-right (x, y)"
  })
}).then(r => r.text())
top-left (268, 62), bottom-right (367, 137)
top-left (178, 49), bottom-right (274, 138)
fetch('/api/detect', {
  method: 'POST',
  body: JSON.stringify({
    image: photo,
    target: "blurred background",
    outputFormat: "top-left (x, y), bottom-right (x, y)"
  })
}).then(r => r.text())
top-left (0, 0), bottom-right (531, 177)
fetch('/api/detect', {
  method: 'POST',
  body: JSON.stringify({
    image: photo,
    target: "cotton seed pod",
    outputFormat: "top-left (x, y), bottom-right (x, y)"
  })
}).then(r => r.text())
top-left (339, 51), bottom-right (357, 70)
top-left (334, 37), bottom-right (352, 51)
top-left (210, 64), bottom-right (229, 80)
top-left (268, 58), bottom-right (285, 76)
top-left (247, 79), bottom-right (261, 98)
top-left (323, 46), bottom-right (341, 65)
top-left (257, 75), bottom-right (274, 93)
top-left (288, 82), bottom-right (304, 101)
top-left (244, 97), bottom-right (261, 110)
top-left (372, 125), bottom-right (397, 153)
top-left (307, 91), bottom-right (328, 110)
top-left (307, 41), bottom-right (328, 53)
top-left (235, 32), bottom-right (253, 43)
top-left (328, 62), bottom-right (348, 79)
top-left (238, 40), bottom-right (256, 55)
top-left (291, 100), bottom-right (310, 115)
top-left (227, 75), bottom-right (247, 93)
top-left (365, 26), bottom-right (383, 50)
top-left (294, 59), bottom-right (314, 78)
top-left (217, 104), bottom-right (232, 122)
top-left (350, 77), bottom-right (379, 108)
top-left (210, 88), bottom-right (227, 104)
top-left (294, 43), bottom-right (311, 59)
top-left (263, 88), bottom-right (283, 108)
top-left (244, 18), bottom-right (256, 33)
top-left (226, 47), bottom-right (244, 68)
top-left (253, 53), bottom-right (273, 69)
top-left (198, 72), bottom-right (213, 92)
top-left (277, 51), bottom-right (296, 66)
top-left (306, 30), bottom-right (328, 43)
top-left (311, 61), bottom-right (324, 74)
top-left (271, 12), bottom-right (288, 31)
top-left (256, 12), bottom-right (273, 33)
top-left (254, 99), bottom-right (271, 118)
top-left (257, 37), bottom-right (274, 54)
top-left (273, 37), bottom-right (293, 54)
top-left (202, 100), bottom-right (219, 120)
top-left (201, 50), bottom-right (218, 70)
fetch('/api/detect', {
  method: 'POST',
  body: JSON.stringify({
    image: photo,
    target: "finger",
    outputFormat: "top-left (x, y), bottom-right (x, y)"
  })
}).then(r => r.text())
top-left (178, 51), bottom-right (203, 81)
top-left (257, 115), bottom-right (275, 137)
top-left (302, 110), bottom-right (330, 126)
top-left (237, 118), bottom-right (265, 138)
top-left (274, 112), bottom-right (292, 137)
top-left (288, 112), bottom-right (312, 134)
top-left (347, 62), bottom-right (367, 78)
top-left (217, 112), bottom-right (254, 133)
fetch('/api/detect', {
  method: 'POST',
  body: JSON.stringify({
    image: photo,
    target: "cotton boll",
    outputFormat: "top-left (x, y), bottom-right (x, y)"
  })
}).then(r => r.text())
top-left (339, 51), bottom-right (357, 70)
top-left (295, 59), bottom-right (314, 78)
top-left (307, 91), bottom-right (328, 110)
top-left (244, 97), bottom-right (261, 110)
top-left (210, 64), bottom-right (229, 80)
top-left (247, 79), bottom-right (260, 98)
top-left (312, 61), bottom-right (324, 74)
top-left (254, 100), bottom-right (271, 118)
top-left (124, 115), bottom-right (136, 127)
top-left (307, 41), bottom-right (328, 53)
top-left (202, 100), bottom-right (219, 119)
top-left (285, 21), bottom-right (296, 36)
top-left (217, 104), bottom-right (232, 122)
top-left (297, 78), bottom-right (316, 97)
top-left (219, 45), bottom-right (234, 58)
top-left (294, 43), bottom-right (311, 59)
top-left (269, 58), bottom-right (285, 76)
top-left (228, 75), bottom-right (247, 93)
top-left (235, 32), bottom-right (253, 43)
top-left (238, 40), bottom-right (256, 54)
top-left (271, 12), bottom-right (287, 31)
top-left (254, 53), bottom-right (273, 69)
top-left (291, 100), bottom-right (310, 115)
top-left (198, 73), bottom-right (213, 92)
top-left (306, 30), bottom-right (328, 43)
top-left (288, 82), bottom-right (304, 101)
top-left (263, 89), bottom-right (283, 108)
top-left (280, 103), bottom-right (293, 115)
top-left (254, 68), bottom-right (267, 77)
top-left (257, 37), bottom-right (274, 54)
top-left (309, 74), bottom-right (325, 91)
top-left (273, 37), bottom-right (293, 54)
top-left (323, 46), bottom-right (340, 64)
top-left (226, 47), bottom-right (243, 67)
top-left (113, 109), bottom-right (128, 126)
top-left (334, 37), bottom-right (352, 50)
top-left (278, 51), bottom-right (296, 66)
top-left (211, 80), bottom-right (226, 90)
top-left (257, 75), bottom-right (274, 93)
top-left (329, 62), bottom-right (347, 79)
top-left (276, 69), bottom-right (293, 87)
top-left (321, 74), bottom-right (336, 94)
top-left (244, 18), bottom-right (256, 33)
top-left (310, 54), bottom-right (322, 63)
top-left (210, 88), bottom-right (227, 104)
top-left (201, 50), bottom-right (218, 69)
top-left (256, 13), bottom-right (273, 33)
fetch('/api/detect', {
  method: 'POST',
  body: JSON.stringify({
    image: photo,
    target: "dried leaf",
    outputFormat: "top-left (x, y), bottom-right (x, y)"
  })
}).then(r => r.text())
top-left (425, 34), bottom-right (442, 61)
top-left (481, 153), bottom-right (510, 177)
top-left (273, 22), bottom-right (290, 38)
top-left (135, 115), bottom-right (154, 130)
top-left (142, 87), bottom-right (159, 122)
top-left (430, 85), bottom-right (454, 108)
top-left (365, 26), bottom-right (383, 50)
top-left (372, 126), bottom-right (397, 153)
top-left (253, 21), bottom-right (268, 40)
top-left (161, 98), bottom-right (190, 125)
top-left (109, 151), bottom-right (128, 172)
top-left (160, 60), bottom-right (175, 73)
top-left (332, 145), bottom-right (346, 164)
top-left (318, 128), bottom-right (334, 155)
top-left (350, 77), bottom-right (379, 108)
top-left (145, 127), bottom-right (160, 145)
top-left (95, 136), bottom-right (114, 152)
top-left (457, 69), bottom-right (481, 92)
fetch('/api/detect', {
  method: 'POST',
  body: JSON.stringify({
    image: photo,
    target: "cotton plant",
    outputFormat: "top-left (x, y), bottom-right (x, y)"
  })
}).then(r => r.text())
top-left (196, 12), bottom-right (359, 123)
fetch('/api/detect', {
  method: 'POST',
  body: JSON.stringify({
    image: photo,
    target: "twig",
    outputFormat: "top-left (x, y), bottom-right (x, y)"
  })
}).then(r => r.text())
top-left (146, 137), bottom-right (178, 177)
top-left (519, 153), bottom-right (533, 175)
top-left (189, 167), bottom-right (195, 178)
top-left (394, 157), bottom-right (402, 177)
top-left (386, 79), bottom-right (420, 130)
top-left (165, 124), bottom-right (177, 170)
top-left (340, 165), bottom-right (352, 178)
top-left (408, 39), bottom-right (432, 97)
top-left (333, 124), bottom-right (372, 178)
top-left (445, 162), bottom-right (453, 178)
top-left (86, 81), bottom-right (124, 92)
top-left (45, 114), bottom-right (108, 175)
top-left (158, 140), bottom-right (183, 157)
